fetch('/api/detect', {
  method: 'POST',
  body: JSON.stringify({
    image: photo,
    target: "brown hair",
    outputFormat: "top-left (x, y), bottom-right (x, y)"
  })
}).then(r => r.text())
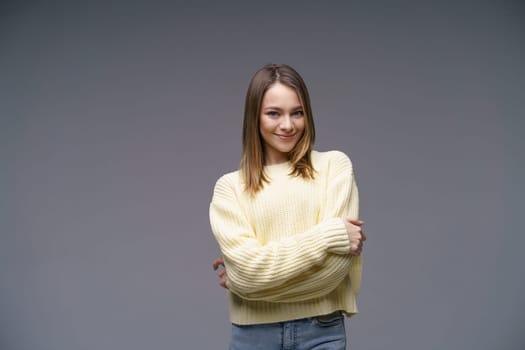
top-left (240, 63), bottom-right (316, 195)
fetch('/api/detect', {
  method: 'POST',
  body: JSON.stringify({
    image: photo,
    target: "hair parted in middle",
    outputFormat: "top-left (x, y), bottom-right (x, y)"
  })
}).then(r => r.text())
top-left (240, 63), bottom-right (316, 195)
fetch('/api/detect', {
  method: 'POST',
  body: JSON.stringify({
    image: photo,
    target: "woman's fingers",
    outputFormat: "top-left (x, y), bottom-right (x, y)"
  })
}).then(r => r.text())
top-left (212, 256), bottom-right (225, 270)
top-left (345, 218), bottom-right (366, 255)
top-left (212, 256), bottom-right (229, 289)
top-left (349, 219), bottom-right (365, 226)
top-left (347, 218), bottom-right (367, 242)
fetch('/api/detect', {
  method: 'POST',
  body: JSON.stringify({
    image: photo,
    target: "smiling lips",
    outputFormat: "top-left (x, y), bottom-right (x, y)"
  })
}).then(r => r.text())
top-left (276, 133), bottom-right (297, 140)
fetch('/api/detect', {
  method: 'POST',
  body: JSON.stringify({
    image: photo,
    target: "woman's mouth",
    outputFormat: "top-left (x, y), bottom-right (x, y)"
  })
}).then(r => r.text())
top-left (276, 134), bottom-right (296, 141)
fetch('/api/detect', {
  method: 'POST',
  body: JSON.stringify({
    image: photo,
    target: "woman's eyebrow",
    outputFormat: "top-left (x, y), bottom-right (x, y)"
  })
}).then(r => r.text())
top-left (263, 105), bottom-right (303, 111)
top-left (263, 106), bottom-right (283, 111)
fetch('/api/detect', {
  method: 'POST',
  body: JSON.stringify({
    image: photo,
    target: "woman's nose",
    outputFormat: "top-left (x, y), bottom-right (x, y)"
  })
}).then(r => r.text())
top-left (280, 116), bottom-right (293, 130)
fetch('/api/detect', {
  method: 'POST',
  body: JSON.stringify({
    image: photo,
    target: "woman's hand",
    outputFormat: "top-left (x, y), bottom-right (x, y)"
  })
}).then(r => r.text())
top-left (212, 256), bottom-right (228, 289)
top-left (344, 219), bottom-right (366, 256)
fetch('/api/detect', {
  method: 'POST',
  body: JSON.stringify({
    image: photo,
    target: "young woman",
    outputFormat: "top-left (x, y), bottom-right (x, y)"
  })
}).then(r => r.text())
top-left (209, 63), bottom-right (365, 350)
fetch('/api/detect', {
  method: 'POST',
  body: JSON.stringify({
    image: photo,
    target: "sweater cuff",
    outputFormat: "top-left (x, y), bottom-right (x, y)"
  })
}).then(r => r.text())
top-left (322, 218), bottom-right (351, 254)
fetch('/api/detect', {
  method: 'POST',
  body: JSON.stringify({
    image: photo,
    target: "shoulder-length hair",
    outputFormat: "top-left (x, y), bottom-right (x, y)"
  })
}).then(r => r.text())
top-left (240, 63), bottom-right (316, 195)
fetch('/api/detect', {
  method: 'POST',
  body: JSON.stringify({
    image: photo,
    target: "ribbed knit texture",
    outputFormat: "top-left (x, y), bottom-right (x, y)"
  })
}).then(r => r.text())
top-left (209, 150), bottom-right (362, 325)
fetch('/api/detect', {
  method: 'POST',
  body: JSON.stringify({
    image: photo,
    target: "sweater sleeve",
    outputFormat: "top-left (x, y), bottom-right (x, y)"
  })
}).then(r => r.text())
top-left (324, 153), bottom-right (362, 296)
top-left (209, 152), bottom-right (358, 302)
top-left (319, 151), bottom-right (359, 222)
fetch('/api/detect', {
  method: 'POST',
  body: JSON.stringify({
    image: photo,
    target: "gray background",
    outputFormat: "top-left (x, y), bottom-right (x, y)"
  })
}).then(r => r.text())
top-left (1, 0), bottom-right (523, 349)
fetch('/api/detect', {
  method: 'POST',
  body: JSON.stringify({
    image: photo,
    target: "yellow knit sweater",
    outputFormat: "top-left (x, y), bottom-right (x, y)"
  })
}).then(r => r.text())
top-left (209, 150), bottom-right (362, 325)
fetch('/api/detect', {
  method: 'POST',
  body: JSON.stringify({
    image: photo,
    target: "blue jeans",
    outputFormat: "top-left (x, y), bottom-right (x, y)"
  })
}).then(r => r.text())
top-left (229, 311), bottom-right (346, 350)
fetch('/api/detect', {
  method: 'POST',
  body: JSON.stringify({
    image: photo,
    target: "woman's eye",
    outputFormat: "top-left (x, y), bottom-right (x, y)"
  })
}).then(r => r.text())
top-left (267, 111), bottom-right (279, 117)
top-left (292, 110), bottom-right (304, 117)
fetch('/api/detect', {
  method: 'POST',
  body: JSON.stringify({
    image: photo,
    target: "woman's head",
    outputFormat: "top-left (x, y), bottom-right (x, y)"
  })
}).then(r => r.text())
top-left (241, 64), bottom-right (316, 194)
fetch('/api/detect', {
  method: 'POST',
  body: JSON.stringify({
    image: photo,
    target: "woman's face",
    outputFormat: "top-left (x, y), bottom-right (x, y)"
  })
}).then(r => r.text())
top-left (259, 82), bottom-right (305, 165)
